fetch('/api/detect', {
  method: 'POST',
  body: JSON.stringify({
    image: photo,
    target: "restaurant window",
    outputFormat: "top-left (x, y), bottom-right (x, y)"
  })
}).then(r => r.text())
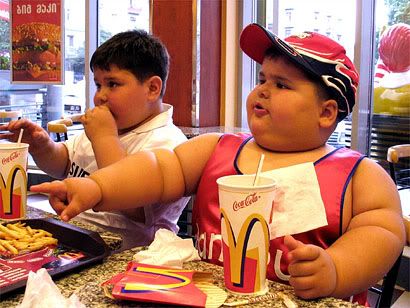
top-left (68, 35), bottom-right (74, 47)
top-left (97, 0), bottom-right (149, 45)
top-left (371, 0), bottom-right (409, 171)
top-left (0, 0), bottom-right (150, 170)
top-left (240, 0), bottom-right (356, 148)
top-left (240, 0), bottom-right (409, 172)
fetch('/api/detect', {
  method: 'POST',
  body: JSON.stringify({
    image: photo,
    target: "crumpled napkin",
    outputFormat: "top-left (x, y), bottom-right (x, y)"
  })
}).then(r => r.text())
top-left (17, 268), bottom-right (85, 308)
top-left (263, 162), bottom-right (328, 238)
top-left (133, 228), bottom-right (200, 268)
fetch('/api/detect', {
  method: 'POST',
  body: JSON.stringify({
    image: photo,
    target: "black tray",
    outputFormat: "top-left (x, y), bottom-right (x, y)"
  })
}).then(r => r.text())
top-left (0, 218), bottom-right (109, 296)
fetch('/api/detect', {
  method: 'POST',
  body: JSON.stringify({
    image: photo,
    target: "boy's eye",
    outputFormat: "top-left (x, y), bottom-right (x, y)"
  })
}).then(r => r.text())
top-left (258, 79), bottom-right (266, 85)
top-left (94, 83), bottom-right (101, 90)
top-left (276, 82), bottom-right (289, 89)
top-left (108, 81), bottom-right (118, 88)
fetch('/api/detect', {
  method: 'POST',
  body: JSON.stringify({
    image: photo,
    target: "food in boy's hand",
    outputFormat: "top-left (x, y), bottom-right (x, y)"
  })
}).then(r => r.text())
top-left (0, 222), bottom-right (58, 257)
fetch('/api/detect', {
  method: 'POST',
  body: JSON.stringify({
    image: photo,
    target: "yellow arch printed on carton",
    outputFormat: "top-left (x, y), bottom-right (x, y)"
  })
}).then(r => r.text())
top-left (0, 164), bottom-right (27, 215)
top-left (123, 266), bottom-right (192, 291)
top-left (221, 209), bottom-right (270, 288)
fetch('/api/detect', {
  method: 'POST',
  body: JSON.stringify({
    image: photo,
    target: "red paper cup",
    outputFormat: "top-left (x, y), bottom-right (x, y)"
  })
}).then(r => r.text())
top-left (217, 174), bottom-right (276, 296)
top-left (0, 143), bottom-right (29, 220)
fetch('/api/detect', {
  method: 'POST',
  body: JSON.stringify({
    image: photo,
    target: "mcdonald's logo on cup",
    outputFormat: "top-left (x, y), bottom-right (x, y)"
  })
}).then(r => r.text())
top-left (0, 143), bottom-right (29, 220)
top-left (217, 174), bottom-right (276, 296)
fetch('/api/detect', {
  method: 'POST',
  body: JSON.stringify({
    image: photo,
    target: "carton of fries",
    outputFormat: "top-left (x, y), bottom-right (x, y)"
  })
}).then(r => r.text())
top-left (102, 262), bottom-right (227, 307)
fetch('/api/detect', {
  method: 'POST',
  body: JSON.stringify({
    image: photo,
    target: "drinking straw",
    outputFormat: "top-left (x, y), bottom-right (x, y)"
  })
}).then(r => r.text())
top-left (253, 153), bottom-right (265, 186)
top-left (17, 128), bottom-right (24, 144)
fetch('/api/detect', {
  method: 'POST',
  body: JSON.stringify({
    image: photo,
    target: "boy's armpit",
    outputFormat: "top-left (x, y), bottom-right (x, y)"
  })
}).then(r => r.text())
top-left (347, 158), bottom-right (405, 242)
top-left (174, 133), bottom-right (222, 195)
top-left (351, 158), bottom-right (402, 215)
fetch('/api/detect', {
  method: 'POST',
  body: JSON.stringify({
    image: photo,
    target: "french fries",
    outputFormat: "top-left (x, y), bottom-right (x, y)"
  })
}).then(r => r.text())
top-left (0, 222), bottom-right (58, 256)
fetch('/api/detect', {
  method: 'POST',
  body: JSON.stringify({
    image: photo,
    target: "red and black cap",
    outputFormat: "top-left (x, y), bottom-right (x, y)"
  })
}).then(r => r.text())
top-left (240, 23), bottom-right (359, 120)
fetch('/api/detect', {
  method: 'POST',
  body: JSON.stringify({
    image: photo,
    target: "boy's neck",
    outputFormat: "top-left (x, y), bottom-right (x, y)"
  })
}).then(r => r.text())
top-left (118, 102), bottom-right (164, 135)
top-left (239, 140), bottom-right (335, 173)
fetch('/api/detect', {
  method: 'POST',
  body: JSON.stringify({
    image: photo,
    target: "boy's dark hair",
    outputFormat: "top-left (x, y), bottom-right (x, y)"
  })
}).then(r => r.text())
top-left (90, 30), bottom-right (169, 97)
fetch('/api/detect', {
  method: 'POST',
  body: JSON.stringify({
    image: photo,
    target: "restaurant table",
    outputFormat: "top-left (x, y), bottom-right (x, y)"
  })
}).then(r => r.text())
top-left (1, 207), bottom-right (365, 307)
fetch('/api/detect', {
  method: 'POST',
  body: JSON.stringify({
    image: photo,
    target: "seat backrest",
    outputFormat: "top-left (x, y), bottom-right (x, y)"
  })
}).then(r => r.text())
top-left (369, 144), bottom-right (409, 307)
top-left (388, 144), bottom-right (410, 190)
top-left (177, 197), bottom-right (194, 241)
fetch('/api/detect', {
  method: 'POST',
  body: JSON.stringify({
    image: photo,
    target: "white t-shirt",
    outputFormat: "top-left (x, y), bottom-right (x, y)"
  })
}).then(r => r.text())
top-left (64, 104), bottom-right (190, 250)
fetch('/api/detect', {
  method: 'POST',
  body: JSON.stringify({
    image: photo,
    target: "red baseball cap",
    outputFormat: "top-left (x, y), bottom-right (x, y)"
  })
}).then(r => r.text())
top-left (240, 23), bottom-right (359, 120)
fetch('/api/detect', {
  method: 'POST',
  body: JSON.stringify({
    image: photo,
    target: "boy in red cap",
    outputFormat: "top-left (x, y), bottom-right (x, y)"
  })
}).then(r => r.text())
top-left (32, 24), bottom-right (405, 305)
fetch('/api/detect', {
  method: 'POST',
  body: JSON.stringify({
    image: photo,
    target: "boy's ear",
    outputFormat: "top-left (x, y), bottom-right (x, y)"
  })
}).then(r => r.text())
top-left (319, 99), bottom-right (338, 128)
top-left (146, 76), bottom-right (162, 100)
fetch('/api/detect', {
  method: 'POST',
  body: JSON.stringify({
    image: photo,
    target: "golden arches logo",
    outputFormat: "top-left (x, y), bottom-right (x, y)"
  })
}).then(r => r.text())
top-left (122, 266), bottom-right (192, 293)
top-left (0, 164), bottom-right (27, 216)
top-left (221, 209), bottom-right (270, 290)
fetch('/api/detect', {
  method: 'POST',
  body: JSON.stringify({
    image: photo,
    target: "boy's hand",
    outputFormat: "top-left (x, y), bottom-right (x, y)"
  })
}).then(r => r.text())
top-left (30, 177), bottom-right (102, 222)
top-left (284, 235), bottom-right (337, 299)
top-left (81, 105), bottom-right (117, 142)
top-left (0, 119), bottom-right (51, 153)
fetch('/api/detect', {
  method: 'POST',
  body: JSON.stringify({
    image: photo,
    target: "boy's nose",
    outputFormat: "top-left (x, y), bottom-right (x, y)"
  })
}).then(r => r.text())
top-left (94, 91), bottom-right (108, 105)
top-left (257, 86), bottom-right (270, 99)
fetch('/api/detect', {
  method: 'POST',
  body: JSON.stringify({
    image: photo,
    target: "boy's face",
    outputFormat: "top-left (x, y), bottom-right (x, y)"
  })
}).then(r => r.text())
top-left (93, 65), bottom-right (153, 132)
top-left (246, 56), bottom-right (325, 152)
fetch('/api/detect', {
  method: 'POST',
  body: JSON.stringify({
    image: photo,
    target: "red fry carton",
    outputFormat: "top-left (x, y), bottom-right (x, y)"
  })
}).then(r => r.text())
top-left (101, 261), bottom-right (227, 307)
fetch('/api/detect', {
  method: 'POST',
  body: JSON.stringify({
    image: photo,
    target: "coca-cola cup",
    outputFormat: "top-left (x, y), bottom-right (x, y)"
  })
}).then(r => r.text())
top-left (0, 143), bottom-right (29, 220)
top-left (217, 174), bottom-right (276, 296)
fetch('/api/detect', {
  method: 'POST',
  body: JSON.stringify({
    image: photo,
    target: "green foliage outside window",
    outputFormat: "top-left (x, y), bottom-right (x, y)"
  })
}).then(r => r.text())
top-left (0, 19), bottom-right (10, 70)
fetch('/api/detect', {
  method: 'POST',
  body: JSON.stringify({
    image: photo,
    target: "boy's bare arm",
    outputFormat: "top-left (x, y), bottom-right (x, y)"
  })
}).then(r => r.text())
top-left (31, 133), bottom-right (221, 221)
top-left (0, 119), bottom-right (69, 179)
top-left (326, 158), bottom-right (405, 298)
top-left (31, 142), bottom-right (70, 179)
top-left (92, 133), bottom-right (222, 208)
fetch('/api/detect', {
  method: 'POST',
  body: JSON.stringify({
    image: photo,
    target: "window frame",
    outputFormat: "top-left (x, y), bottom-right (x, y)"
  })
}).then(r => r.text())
top-left (238, 0), bottom-right (376, 155)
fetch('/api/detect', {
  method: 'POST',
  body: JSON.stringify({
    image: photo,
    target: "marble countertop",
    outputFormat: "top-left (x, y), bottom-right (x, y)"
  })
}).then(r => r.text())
top-left (1, 208), bottom-right (364, 307)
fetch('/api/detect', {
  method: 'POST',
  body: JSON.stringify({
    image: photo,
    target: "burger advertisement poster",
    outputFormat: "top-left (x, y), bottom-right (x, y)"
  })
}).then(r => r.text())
top-left (11, 0), bottom-right (63, 83)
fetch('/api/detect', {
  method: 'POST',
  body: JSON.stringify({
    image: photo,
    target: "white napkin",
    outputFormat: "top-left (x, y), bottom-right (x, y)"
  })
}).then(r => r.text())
top-left (133, 228), bottom-right (200, 268)
top-left (263, 162), bottom-right (328, 238)
top-left (17, 268), bottom-right (85, 308)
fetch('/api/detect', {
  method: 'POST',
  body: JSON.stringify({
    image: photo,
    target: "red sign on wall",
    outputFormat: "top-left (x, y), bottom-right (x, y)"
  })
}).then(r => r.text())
top-left (11, 0), bottom-right (63, 83)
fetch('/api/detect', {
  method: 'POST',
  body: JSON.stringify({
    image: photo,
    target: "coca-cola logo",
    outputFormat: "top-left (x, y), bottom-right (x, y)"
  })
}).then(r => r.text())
top-left (1, 151), bottom-right (20, 165)
top-left (233, 192), bottom-right (260, 211)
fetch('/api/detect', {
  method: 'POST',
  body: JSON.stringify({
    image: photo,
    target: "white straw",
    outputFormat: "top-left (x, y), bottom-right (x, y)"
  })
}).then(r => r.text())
top-left (17, 128), bottom-right (24, 144)
top-left (253, 153), bottom-right (265, 186)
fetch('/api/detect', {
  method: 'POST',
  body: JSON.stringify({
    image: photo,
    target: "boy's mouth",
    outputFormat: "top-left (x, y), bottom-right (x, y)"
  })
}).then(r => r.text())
top-left (253, 103), bottom-right (268, 117)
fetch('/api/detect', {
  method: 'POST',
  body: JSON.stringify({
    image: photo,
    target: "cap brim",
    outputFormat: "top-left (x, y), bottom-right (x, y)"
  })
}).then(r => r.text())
top-left (239, 23), bottom-right (319, 78)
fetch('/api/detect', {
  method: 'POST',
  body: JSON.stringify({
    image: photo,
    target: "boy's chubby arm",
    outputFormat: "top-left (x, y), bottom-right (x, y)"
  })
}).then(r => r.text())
top-left (0, 119), bottom-right (69, 178)
top-left (31, 133), bottom-right (222, 221)
top-left (285, 158), bottom-right (405, 300)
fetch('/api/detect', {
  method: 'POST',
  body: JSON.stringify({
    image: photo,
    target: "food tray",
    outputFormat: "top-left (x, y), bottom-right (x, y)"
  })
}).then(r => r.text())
top-left (0, 218), bottom-right (109, 296)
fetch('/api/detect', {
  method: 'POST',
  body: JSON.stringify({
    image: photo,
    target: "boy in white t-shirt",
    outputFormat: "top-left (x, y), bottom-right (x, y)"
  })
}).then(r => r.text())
top-left (0, 30), bottom-right (189, 249)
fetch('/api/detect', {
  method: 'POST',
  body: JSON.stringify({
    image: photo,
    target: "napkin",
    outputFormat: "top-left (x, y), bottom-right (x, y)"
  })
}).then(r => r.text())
top-left (17, 268), bottom-right (85, 308)
top-left (263, 162), bottom-right (328, 238)
top-left (133, 228), bottom-right (200, 268)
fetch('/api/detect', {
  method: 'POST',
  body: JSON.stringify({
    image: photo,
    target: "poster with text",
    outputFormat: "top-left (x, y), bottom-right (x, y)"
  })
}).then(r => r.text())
top-left (11, 0), bottom-right (63, 83)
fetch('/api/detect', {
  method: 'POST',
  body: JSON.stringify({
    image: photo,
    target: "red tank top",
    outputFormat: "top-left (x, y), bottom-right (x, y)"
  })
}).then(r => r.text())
top-left (193, 133), bottom-right (368, 305)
